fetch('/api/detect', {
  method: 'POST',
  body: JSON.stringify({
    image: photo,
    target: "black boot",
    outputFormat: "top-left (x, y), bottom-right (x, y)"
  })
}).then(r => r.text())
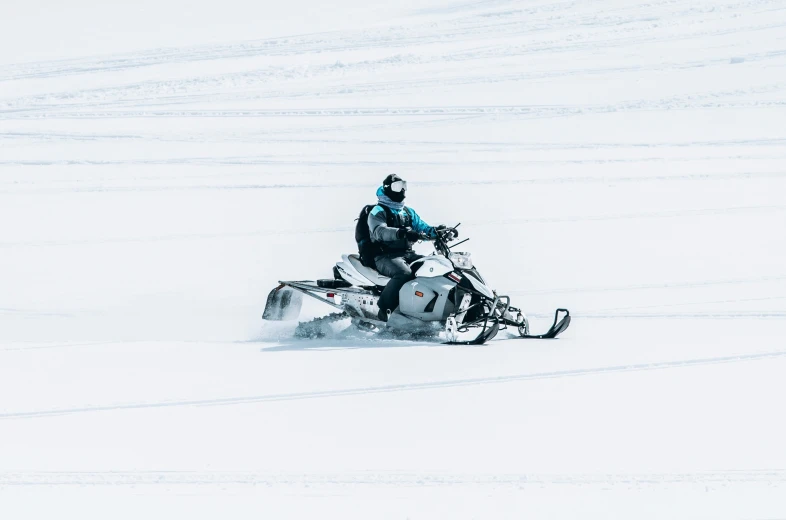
top-left (377, 308), bottom-right (390, 322)
top-left (377, 273), bottom-right (409, 319)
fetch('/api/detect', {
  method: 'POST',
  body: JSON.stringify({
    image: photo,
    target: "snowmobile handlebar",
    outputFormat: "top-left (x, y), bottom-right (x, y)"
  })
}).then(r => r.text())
top-left (414, 225), bottom-right (458, 242)
top-left (429, 224), bottom-right (461, 257)
top-left (435, 224), bottom-right (460, 240)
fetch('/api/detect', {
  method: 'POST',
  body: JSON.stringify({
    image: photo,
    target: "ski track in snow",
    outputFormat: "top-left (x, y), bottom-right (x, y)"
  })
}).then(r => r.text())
top-left (4, 53), bottom-right (786, 115)
top-left (3, 133), bottom-right (786, 148)
top-left (3, 349), bottom-right (785, 420)
top-left (2, 0), bottom-right (785, 122)
top-left (511, 274), bottom-right (786, 295)
top-left (5, 93), bottom-right (786, 120)
top-left (2, 469), bottom-right (784, 487)
top-left (1, 172), bottom-right (784, 197)
top-left (2, 0), bottom-right (786, 515)
top-left (1, 0), bottom-right (781, 83)
top-left (0, 204), bottom-right (783, 248)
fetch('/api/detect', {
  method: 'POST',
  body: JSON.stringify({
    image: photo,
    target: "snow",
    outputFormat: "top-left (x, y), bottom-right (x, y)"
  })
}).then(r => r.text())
top-left (2, 0), bottom-right (786, 517)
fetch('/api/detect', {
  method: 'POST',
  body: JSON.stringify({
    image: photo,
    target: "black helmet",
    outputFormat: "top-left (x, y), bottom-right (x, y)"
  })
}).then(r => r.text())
top-left (383, 174), bottom-right (407, 203)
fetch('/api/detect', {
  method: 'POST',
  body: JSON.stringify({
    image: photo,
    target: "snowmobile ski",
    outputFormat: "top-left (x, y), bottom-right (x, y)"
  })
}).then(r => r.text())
top-left (444, 316), bottom-right (500, 345)
top-left (517, 309), bottom-right (571, 339)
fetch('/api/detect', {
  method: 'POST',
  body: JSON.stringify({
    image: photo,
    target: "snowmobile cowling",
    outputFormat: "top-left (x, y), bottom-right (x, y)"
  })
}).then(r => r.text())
top-left (263, 226), bottom-right (570, 344)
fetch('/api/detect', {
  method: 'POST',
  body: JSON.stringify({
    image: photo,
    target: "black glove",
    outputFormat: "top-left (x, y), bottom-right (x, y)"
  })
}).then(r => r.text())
top-left (397, 227), bottom-right (421, 242)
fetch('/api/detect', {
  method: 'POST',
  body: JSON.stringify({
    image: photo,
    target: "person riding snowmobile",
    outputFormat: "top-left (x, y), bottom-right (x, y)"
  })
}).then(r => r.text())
top-left (368, 174), bottom-right (457, 321)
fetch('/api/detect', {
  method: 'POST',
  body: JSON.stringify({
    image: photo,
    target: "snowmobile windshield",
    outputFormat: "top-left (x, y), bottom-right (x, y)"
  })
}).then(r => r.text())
top-left (390, 180), bottom-right (407, 192)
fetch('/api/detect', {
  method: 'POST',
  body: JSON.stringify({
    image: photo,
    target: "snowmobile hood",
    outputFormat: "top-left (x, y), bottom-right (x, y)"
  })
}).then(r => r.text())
top-left (462, 271), bottom-right (494, 299)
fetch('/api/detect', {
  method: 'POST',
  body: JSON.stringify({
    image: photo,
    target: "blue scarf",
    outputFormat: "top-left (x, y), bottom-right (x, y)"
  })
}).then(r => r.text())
top-left (376, 186), bottom-right (405, 211)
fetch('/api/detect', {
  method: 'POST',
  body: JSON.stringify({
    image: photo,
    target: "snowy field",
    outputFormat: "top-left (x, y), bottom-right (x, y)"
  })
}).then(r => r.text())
top-left (2, 0), bottom-right (786, 517)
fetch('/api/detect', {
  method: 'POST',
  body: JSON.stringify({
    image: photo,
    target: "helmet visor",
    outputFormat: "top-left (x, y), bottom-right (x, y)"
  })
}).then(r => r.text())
top-left (390, 180), bottom-right (407, 193)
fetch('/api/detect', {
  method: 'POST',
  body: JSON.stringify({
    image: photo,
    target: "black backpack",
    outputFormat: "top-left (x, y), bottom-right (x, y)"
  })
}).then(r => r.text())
top-left (355, 204), bottom-right (395, 267)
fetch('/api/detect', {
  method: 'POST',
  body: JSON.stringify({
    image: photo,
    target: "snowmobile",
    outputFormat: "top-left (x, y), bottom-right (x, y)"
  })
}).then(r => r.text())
top-left (262, 226), bottom-right (570, 344)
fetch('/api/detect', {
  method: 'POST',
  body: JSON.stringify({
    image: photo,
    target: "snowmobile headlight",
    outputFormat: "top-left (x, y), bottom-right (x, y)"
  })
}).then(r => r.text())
top-left (449, 252), bottom-right (473, 270)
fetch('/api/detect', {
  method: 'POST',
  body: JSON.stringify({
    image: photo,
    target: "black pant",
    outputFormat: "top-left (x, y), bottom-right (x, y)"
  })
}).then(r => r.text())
top-left (374, 252), bottom-right (423, 314)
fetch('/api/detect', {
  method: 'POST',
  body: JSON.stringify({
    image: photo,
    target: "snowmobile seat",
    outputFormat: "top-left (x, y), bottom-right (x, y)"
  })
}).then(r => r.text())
top-left (347, 254), bottom-right (390, 287)
top-left (317, 279), bottom-right (352, 289)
